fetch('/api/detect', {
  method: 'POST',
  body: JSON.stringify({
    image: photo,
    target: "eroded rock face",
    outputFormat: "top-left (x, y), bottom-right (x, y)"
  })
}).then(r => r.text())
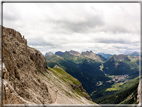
top-left (2, 26), bottom-right (51, 104)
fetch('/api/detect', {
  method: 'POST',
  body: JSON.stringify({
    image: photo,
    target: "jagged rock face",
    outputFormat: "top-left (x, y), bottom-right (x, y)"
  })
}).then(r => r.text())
top-left (28, 47), bottom-right (48, 72)
top-left (2, 26), bottom-right (51, 104)
top-left (3, 63), bottom-right (27, 104)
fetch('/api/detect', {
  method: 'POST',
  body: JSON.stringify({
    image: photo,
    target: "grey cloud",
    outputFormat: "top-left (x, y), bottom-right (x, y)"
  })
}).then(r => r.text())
top-left (3, 13), bottom-right (18, 21)
top-left (3, 4), bottom-right (21, 22)
top-left (105, 26), bottom-right (130, 34)
top-left (27, 39), bottom-right (55, 46)
top-left (95, 38), bottom-right (131, 44)
top-left (49, 14), bottom-right (105, 34)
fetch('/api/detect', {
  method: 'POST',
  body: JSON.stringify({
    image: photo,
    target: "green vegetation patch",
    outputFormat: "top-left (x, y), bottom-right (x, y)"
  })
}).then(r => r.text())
top-left (49, 67), bottom-right (80, 86)
top-left (99, 64), bottom-right (104, 71)
top-left (48, 67), bottom-right (90, 99)
top-left (105, 82), bottom-right (124, 91)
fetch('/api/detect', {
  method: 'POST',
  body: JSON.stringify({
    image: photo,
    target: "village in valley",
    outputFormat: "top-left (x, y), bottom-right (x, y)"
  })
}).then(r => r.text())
top-left (106, 75), bottom-right (131, 84)
top-left (96, 75), bottom-right (131, 86)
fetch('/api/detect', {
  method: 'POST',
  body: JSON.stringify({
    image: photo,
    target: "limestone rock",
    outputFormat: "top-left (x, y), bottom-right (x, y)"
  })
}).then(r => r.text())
top-left (2, 26), bottom-right (51, 104)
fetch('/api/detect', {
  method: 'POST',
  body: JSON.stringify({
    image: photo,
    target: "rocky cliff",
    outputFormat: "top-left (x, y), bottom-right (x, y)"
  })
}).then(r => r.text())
top-left (2, 26), bottom-right (97, 105)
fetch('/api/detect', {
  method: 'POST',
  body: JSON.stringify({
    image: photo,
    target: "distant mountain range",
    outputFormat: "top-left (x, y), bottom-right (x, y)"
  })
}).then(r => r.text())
top-left (126, 52), bottom-right (140, 57)
top-left (46, 50), bottom-right (107, 62)
top-left (45, 50), bottom-right (140, 76)
top-left (45, 51), bottom-right (140, 59)
top-left (45, 51), bottom-right (140, 77)
top-left (45, 50), bottom-right (140, 103)
top-left (124, 51), bottom-right (139, 56)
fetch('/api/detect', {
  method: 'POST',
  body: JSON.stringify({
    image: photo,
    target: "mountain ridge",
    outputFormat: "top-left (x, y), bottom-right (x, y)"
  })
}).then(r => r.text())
top-left (54, 50), bottom-right (107, 62)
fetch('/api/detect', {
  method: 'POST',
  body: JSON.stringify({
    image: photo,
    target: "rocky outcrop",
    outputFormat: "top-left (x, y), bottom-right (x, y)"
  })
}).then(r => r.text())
top-left (3, 63), bottom-right (31, 104)
top-left (2, 26), bottom-right (52, 104)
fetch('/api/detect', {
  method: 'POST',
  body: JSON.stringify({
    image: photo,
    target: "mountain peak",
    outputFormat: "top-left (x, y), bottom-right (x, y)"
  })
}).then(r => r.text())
top-left (110, 54), bottom-right (130, 61)
top-left (45, 52), bottom-right (54, 56)
top-left (81, 51), bottom-right (94, 56)
top-left (55, 51), bottom-right (64, 56)
top-left (81, 51), bottom-right (106, 62)
top-left (68, 50), bottom-right (80, 56)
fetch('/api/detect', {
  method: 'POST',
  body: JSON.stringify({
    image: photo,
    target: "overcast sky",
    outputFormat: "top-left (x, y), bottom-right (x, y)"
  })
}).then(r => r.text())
top-left (3, 3), bottom-right (140, 55)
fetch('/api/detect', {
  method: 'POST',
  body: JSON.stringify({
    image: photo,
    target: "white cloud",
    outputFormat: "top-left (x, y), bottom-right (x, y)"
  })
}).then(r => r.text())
top-left (3, 3), bottom-right (140, 55)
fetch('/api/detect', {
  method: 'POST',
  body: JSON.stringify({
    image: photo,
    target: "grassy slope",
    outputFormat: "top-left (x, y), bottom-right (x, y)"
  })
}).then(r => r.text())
top-left (48, 67), bottom-right (92, 101)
